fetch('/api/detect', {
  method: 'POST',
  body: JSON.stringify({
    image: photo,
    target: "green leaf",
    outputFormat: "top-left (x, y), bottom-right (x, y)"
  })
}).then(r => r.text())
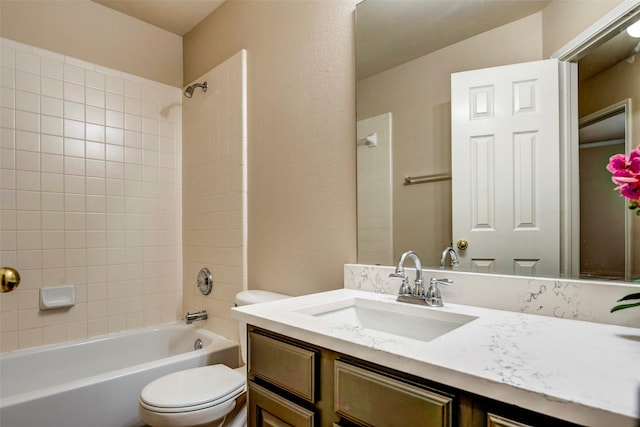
top-left (610, 301), bottom-right (640, 313)
top-left (617, 292), bottom-right (640, 302)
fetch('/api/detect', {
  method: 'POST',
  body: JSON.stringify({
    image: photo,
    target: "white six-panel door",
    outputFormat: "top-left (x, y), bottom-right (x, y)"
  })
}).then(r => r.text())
top-left (451, 59), bottom-right (560, 277)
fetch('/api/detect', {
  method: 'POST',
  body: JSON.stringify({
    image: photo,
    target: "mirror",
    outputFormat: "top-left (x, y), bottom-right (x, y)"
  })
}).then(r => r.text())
top-left (356, 0), bottom-right (640, 282)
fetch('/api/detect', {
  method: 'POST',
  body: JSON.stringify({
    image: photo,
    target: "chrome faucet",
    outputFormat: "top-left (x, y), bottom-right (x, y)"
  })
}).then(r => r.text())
top-left (425, 277), bottom-right (453, 307)
top-left (389, 250), bottom-right (424, 297)
top-left (440, 246), bottom-right (460, 269)
top-left (185, 310), bottom-right (208, 324)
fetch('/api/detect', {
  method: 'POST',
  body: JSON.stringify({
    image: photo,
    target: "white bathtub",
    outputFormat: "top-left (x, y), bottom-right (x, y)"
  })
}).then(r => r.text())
top-left (0, 323), bottom-right (240, 427)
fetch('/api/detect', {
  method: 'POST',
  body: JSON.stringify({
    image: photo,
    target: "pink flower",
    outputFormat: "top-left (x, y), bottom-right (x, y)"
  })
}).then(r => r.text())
top-left (607, 145), bottom-right (640, 204)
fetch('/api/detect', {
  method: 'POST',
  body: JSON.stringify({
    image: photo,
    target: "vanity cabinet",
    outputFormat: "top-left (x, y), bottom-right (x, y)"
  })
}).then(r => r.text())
top-left (246, 326), bottom-right (579, 427)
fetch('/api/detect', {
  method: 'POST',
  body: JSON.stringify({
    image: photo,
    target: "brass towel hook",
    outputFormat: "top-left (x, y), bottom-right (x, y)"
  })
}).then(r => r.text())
top-left (1, 267), bottom-right (20, 293)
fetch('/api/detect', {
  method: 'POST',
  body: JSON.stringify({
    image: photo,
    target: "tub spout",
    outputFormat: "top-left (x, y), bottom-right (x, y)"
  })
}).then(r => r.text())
top-left (185, 310), bottom-right (208, 324)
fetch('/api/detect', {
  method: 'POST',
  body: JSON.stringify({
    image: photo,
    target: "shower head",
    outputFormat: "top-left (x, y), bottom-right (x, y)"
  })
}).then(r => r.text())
top-left (184, 81), bottom-right (208, 98)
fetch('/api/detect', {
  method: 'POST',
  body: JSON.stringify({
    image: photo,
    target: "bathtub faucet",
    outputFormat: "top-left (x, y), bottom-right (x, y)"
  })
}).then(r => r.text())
top-left (185, 310), bottom-right (208, 324)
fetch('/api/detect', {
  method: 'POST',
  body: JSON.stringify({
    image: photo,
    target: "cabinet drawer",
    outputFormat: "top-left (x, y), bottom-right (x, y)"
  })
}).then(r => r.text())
top-left (248, 381), bottom-right (315, 427)
top-left (334, 360), bottom-right (453, 427)
top-left (488, 413), bottom-right (533, 427)
top-left (248, 331), bottom-right (317, 402)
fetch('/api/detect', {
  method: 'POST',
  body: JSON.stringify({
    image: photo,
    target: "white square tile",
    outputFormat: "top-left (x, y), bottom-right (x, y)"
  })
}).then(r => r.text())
top-left (124, 130), bottom-right (141, 148)
top-left (106, 179), bottom-right (124, 197)
top-left (63, 82), bottom-right (83, 103)
top-left (86, 105), bottom-right (105, 125)
top-left (106, 110), bottom-right (124, 128)
top-left (65, 248), bottom-right (86, 268)
top-left (86, 159), bottom-right (105, 178)
top-left (1, 128), bottom-right (15, 149)
top-left (41, 76), bottom-right (63, 98)
top-left (42, 249), bottom-right (65, 268)
top-left (41, 58), bottom-right (63, 80)
top-left (142, 118), bottom-right (158, 135)
top-left (17, 230), bottom-right (41, 250)
top-left (41, 173), bottom-right (63, 192)
top-left (125, 147), bottom-right (142, 164)
top-left (1, 67), bottom-right (15, 90)
top-left (64, 193), bottom-right (85, 212)
top-left (15, 90), bottom-right (39, 113)
top-left (41, 115), bottom-right (63, 137)
top-left (0, 169), bottom-right (15, 190)
top-left (17, 250), bottom-right (42, 270)
top-left (106, 127), bottom-right (124, 145)
top-left (65, 231), bottom-right (86, 249)
top-left (16, 170), bottom-right (40, 191)
top-left (86, 231), bottom-right (106, 249)
top-left (63, 138), bottom-right (84, 158)
top-left (106, 144), bottom-right (124, 162)
top-left (16, 150), bottom-right (40, 171)
top-left (0, 231), bottom-right (16, 250)
top-left (40, 153), bottom-right (63, 174)
top-left (86, 71), bottom-right (105, 90)
top-left (86, 88), bottom-right (105, 108)
top-left (41, 96), bottom-right (63, 117)
top-left (86, 213), bottom-right (106, 231)
top-left (64, 156), bottom-right (85, 176)
top-left (16, 210), bottom-right (39, 230)
top-left (105, 75), bottom-right (124, 95)
top-left (15, 51), bottom-right (40, 74)
top-left (1, 45), bottom-right (15, 69)
top-left (86, 124), bottom-right (105, 143)
top-left (15, 110), bottom-right (40, 133)
top-left (17, 190), bottom-right (41, 211)
top-left (1, 106), bottom-right (15, 129)
top-left (86, 177), bottom-right (105, 196)
top-left (64, 101), bottom-right (84, 121)
top-left (1, 87), bottom-right (14, 109)
top-left (64, 212), bottom-right (85, 230)
top-left (124, 97), bottom-right (141, 115)
top-left (42, 230), bottom-right (65, 247)
top-left (124, 80), bottom-right (141, 99)
top-left (64, 175), bottom-right (86, 195)
top-left (106, 161), bottom-right (124, 179)
top-left (64, 63), bottom-right (84, 84)
top-left (16, 130), bottom-right (40, 152)
top-left (41, 192), bottom-right (64, 212)
top-left (64, 119), bottom-right (84, 139)
top-left (86, 195), bottom-right (105, 213)
top-left (124, 164), bottom-right (142, 181)
top-left (105, 92), bottom-right (123, 112)
top-left (15, 71), bottom-right (40, 94)
top-left (124, 114), bottom-right (141, 132)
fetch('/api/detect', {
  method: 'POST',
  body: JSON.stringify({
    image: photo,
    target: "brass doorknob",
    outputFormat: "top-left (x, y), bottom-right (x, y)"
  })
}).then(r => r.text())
top-left (1, 267), bottom-right (20, 293)
top-left (456, 240), bottom-right (468, 251)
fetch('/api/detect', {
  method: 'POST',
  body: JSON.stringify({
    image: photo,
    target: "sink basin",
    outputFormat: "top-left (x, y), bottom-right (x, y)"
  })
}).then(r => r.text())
top-left (295, 297), bottom-right (476, 342)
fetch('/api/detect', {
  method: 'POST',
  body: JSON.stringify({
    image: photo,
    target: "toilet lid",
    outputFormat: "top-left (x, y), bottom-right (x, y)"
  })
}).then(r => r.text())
top-left (140, 365), bottom-right (245, 411)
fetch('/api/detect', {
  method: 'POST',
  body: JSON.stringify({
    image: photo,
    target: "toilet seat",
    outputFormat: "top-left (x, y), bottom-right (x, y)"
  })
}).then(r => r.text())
top-left (139, 365), bottom-right (246, 427)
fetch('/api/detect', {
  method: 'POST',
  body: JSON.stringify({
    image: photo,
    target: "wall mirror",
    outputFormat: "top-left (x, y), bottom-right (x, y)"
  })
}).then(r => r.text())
top-left (355, 0), bottom-right (640, 282)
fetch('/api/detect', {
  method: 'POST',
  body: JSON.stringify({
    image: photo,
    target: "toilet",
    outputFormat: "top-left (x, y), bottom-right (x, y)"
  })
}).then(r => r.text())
top-left (138, 290), bottom-right (289, 427)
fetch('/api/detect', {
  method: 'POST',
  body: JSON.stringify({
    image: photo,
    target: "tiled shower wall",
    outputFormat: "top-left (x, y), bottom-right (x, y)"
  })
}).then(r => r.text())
top-left (182, 51), bottom-right (246, 342)
top-left (0, 38), bottom-right (183, 352)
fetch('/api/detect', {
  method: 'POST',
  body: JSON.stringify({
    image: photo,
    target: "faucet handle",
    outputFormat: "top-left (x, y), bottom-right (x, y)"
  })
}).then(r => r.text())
top-left (389, 272), bottom-right (412, 296)
top-left (425, 277), bottom-right (452, 307)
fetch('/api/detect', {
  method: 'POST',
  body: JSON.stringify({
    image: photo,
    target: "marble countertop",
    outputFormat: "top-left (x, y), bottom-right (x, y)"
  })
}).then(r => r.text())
top-left (231, 288), bottom-right (640, 427)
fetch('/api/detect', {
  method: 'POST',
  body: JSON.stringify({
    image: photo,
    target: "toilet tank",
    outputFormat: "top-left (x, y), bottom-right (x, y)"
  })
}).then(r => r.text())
top-left (235, 290), bottom-right (289, 364)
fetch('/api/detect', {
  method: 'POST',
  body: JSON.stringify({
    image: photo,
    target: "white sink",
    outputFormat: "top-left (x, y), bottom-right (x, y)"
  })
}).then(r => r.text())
top-left (295, 297), bottom-right (477, 342)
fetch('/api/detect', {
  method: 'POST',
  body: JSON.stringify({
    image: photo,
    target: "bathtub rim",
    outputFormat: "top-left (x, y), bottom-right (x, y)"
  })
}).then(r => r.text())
top-left (0, 322), bottom-right (240, 408)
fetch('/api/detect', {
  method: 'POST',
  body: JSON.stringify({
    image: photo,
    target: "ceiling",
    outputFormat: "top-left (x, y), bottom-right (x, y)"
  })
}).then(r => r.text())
top-left (356, 0), bottom-right (552, 80)
top-left (91, 0), bottom-right (225, 36)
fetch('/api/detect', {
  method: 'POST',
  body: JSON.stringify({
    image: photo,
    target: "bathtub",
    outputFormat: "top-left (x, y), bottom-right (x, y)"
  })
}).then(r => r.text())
top-left (0, 323), bottom-right (240, 427)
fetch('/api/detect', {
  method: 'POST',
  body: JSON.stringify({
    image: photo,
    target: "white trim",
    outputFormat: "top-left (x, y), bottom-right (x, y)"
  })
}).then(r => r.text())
top-left (552, 0), bottom-right (640, 61)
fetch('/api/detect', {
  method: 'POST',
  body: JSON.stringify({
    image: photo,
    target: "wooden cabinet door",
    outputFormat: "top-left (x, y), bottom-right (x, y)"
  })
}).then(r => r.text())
top-left (248, 381), bottom-right (315, 427)
top-left (487, 413), bottom-right (533, 427)
top-left (334, 361), bottom-right (453, 427)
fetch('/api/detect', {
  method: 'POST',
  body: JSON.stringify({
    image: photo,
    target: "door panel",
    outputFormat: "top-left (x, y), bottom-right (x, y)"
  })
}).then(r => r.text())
top-left (451, 59), bottom-right (560, 276)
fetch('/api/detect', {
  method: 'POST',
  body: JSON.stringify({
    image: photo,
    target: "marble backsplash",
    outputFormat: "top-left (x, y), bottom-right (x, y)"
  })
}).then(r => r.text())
top-left (344, 264), bottom-right (640, 328)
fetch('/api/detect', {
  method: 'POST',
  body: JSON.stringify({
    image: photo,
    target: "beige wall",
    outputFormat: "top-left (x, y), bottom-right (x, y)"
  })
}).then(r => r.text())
top-left (0, 0), bottom-right (182, 87)
top-left (541, 0), bottom-right (623, 57)
top-left (357, 13), bottom-right (544, 266)
top-left (183, 0), bottom-right (357, 296)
